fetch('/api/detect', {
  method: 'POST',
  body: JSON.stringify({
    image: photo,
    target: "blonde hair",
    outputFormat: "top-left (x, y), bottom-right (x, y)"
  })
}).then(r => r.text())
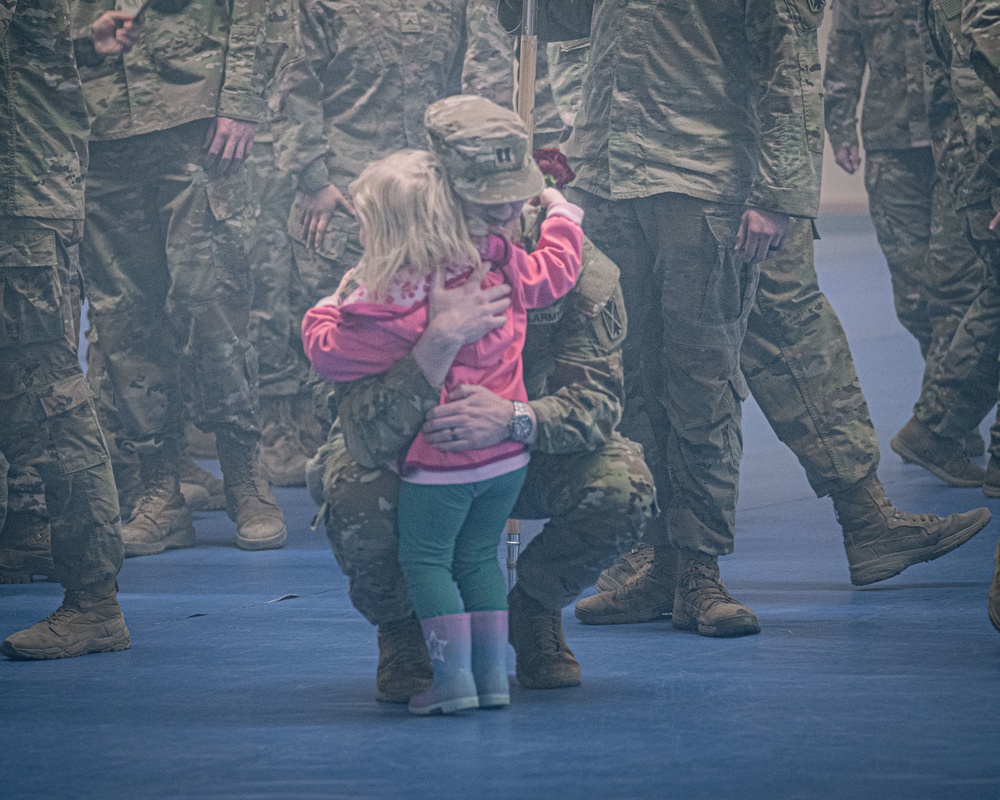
top-left (349, 149), bottom-right (480, 297)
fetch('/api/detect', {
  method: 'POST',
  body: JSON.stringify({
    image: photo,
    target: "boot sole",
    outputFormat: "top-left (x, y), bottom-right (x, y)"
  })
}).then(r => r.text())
top-left (574, 604), bottom-right (671, 625)
top-left (984, 484), bottom-right (1000, 499)
top-left (848, 510), bottom-right (991, 586)
top-left (478, 693), bottom-right (510, 708)
top-left (236, 528), bottom-right (287, 551)
top-left (514, 668), bottom-right (581, 689)
top-left (890, 435), bottom-right (984, 488)
top-left (408, 695), bottom-right (479, 715)
top-left (3, 631), bottom-right (131, 660)
top-left (123, 509), bottom-right (197, 557)
top-left (672, 608), bottom-right (761, 638)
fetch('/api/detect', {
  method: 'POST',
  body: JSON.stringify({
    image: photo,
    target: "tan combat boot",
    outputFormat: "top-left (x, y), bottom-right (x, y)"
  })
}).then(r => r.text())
top-left (375, 615), bottom-right (433, 703)
top-left (258, 395), bottom-right (308, 487)
top-left (890, 417), bottom-right (985, 487)
top-left (216, 431), bottom-right (287, 551)
top-left (989, 539), bottom-right (1000, 635)
top-left (121, 442), bottom-right (196, 557)
top-left (832, 475), bottom-right (991, 586)
top-left (179, 451), bottom-right (226, 512)
top-left (0, 509), bottom-right (56, 584)
top-left (672, 550), bottom-right (760, 638)
top-left (507, 583), bottom-right (581, 689)
top-left (3, 580), bottom-right (130, 660)
top-left (983, 456), bottom-right (1000, 499)
top-left (575, 545), bottom-right (677, 625)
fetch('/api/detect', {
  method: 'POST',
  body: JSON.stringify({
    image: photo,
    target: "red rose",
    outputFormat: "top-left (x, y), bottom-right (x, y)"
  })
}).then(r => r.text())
top-left (533, 148), bottom-right (576, 190)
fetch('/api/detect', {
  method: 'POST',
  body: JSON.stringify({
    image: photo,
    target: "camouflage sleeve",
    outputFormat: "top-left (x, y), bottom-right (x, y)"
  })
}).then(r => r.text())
top-left (1, 1), bottom-right (15, 38)
top-left (462, 0), bottom-right (515, 108)
top-left (270, 0), bottom-right (332, 189)
top-left (965, 0), bottom-right (1000, 98)
top-left (334, 355), bottom-right (439, 469)
top-left (217, 0), bottom-right (269, 122)
top-left (743, 0), bottom-right (824, 218)
top-left (823, 0), bottom-right (865, 152)
top-left (529, 286), bottom-right (625, 455)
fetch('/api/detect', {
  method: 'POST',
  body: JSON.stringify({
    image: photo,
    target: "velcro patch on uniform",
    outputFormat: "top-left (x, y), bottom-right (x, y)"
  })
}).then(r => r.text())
top-left (601, 300), bottom-right (624, 341)
top-left (938, 0), bottom-right (962, 19)
top-left (399, 11), bottom-right (421, 32)
top-left (527, 306), bottom-right (564, 325)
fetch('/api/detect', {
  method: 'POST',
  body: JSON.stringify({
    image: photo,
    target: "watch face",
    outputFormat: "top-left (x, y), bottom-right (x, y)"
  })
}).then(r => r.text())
top-left (511, 414), bottom-right (533, 442)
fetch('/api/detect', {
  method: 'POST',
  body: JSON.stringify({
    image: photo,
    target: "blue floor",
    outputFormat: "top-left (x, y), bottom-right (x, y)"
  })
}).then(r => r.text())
top-left (2, 214), bottom-right (999, 799)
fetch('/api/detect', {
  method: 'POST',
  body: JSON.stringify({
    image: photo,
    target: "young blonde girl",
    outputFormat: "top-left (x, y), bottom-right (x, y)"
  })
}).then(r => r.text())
top-left (303, 115), bottom-right (584, 715)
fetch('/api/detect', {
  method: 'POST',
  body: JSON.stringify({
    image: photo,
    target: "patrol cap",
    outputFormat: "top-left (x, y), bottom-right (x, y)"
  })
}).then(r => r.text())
top-left (424, 95), bottom-right (545, 204)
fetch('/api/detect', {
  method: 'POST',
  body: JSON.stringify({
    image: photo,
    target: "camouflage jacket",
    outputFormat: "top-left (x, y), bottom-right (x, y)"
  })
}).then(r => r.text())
top-left (563, 0), bottom-right (824, 218)
top-left (964, 1), bottom-right (1000, 97)
top-left (336, 217), bottom-right (627, 469)
top-left (71, 0), bottom-right (269, 141)
top-left (270, 0), bottom-right (512, 195)
top-left (824, 0), bottom-right (932, 153)
top-left (1, 0), bottom-right (90, 220)
top-left (922, 0), bottom-right (1000, 214)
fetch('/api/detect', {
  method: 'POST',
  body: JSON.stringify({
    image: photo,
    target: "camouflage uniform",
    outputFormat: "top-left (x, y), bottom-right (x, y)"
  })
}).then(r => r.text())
top-left (317, 242), bottom-right (655, 624)
top-left (824, 0), bottom-right (984, 393)
top-left (910, 0), bottom-right (1000, 451)
top-left (270, 0), bottom-right (516, 427)
top-left (0, 0), bottom-right (123, 593)
top-left (563, 0), bottom-right (823, 557)
top-left (73, 0), bottom-right (269, 454)
top-left (546, 38), bottom-right (589, 139)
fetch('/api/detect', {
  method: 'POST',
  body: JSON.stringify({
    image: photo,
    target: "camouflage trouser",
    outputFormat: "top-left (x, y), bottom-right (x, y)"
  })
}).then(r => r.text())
top-left (79, 121), bottom-right (259, 455)
top-left (319, 429), bottom-right (655, 624)
top-left (0, 217), bottom-right (123, 589)
top-left (865, 147), bottom-right (984, 390)
top-left (742, 217), bottom-right (880, 498)
top-left (247, 141), bottom-right (309, 399)
top-left (569, 189), bottom-right (758, 556)
top-left (915, 202), bottom-right (1000, 452)
top-left (289, 207), bottom-right (364, 427)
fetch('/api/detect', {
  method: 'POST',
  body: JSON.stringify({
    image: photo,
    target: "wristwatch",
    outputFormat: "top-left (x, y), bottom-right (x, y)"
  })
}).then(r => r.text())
top-left (508, 401), bottom-right (534, 444)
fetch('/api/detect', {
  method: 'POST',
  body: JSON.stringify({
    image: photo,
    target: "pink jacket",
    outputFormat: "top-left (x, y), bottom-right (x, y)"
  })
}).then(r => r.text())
top-left (302, 212), bottom-right (584, 476)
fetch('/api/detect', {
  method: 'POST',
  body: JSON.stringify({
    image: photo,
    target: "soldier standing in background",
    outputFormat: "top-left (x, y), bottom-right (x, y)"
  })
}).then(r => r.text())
top-left (825, 0), bottom-right (986, 456)
top-left (269, 0), bottom-right (515, 441)
top-left (1, 1), bottom-right (137, 659)
top-left (71, 0), bottom-right (287, 558)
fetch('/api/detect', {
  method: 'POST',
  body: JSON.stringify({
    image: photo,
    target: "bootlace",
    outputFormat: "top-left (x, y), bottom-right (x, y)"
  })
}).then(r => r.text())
top-left (891, 510), bottom-right (939, 525)
top-left (528, 610), bottom-right (567, 656)
top-left (45, 591), bottom-right (86, 624)
top-left (681, 562), bottom-right (736, 610)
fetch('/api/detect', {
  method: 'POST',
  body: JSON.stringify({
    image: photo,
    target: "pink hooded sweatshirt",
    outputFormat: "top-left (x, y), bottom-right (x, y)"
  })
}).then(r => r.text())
top-left (302, 210), bottom-right (584, 478)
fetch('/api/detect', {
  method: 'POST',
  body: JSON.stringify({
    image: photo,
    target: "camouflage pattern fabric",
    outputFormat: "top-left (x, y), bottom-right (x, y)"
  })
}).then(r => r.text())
top-left (912, 0), bottom-right (1000, 450)
top-left (531, 43), bottom-right (566, 149)
top-left (71, 0), bottom-right (269, 140)
top-left (964, 0), bottom-right (1000, 97)
top-left (318, 248), bottom-right (656, 624)
top-left (571, 196), bottom-right (889, 549)
top-left (79, 121), bottom-right (259, 454)
top-left (546, 38), bottom-right (589, 138)
top-left (246, 140), bottom-right (309, 399)
top-left (271, 0), bottom-right (518, 422)
top-left (0, 218), bottom-right (123, 590)
top-left (1, 0), bottom-right (89, 221)
top-left (564, 0), bottom-right (823, 216)
top-left (562, 0), bottom-right (823, 555)
top-left (824, 0), bottom-right (932, 154)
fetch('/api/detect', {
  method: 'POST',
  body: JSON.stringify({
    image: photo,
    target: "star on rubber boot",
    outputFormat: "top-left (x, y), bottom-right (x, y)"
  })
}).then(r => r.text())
top-left (121, 443), bottom-right (196, 557)
top-left (890, 417), bottom-right (985, 488)
top-left (3, 582), bottom-right (130, 660)
top-left (508, 583), bottom-right (581, 689)
top-left (672, 551), bottom-right (760, 638)
top-left (575, 545), bottom-right (677, 625)
top-left (375, 615), bottom-right (433, 703)
top-left (408, 613), bottom-right (479, 716)
top-left (216, 431), bottom-right (287, 551)
top-left (833, 475), bottom-right (991, 586)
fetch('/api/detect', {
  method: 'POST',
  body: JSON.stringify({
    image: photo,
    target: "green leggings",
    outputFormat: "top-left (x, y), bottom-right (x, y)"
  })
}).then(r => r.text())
top-left (397, 466), bottom-right (528, 620)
